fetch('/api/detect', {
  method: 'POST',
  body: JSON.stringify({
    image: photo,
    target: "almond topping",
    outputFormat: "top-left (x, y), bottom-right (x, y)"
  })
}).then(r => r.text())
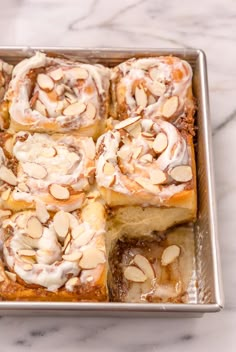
top-left (133, 254), bottom-right (155, 280)
top-left (0, 166), bottom-right (17, 186)
top-left (150, 169), bottom-right (166, 184)
top-left (65, 92), bottom-right (77, 104)
top-left (103, 162), bottom-right (115, 176)
top-left (49, 184), bottom-right (70, 200)
top-left (141, 132), bottom-right (154, 139)
top-left (66, 277), bottom-right (80, 289)
top-left (135, 86), bottom-right (147, 108)
top-left (161, 245), bottom-right (180, 266)
top-left (18, 249), bottom-right (36, 257)
top-left (148, 95), bottom-right (156, 105)
top-left (41, 147), bottom-right (56, 158)
top-left (162, 96), bottom-right (179, 118)
top-left (63, 233), bottom-right (71, 253)
top-left (49, 68), bottom-right (63, 81)
top-left (115, 116), bottom-right (142, 130)
top-left (35, 100), bottom-right (48, 116)
top-left (153, 133), bottom-right (168, 153)
top-left (4, 137), bottom-right (13, 155)
top-left (128, 123), bottom-right (142, 138)
top-left (170, 165), bottom-right (193, 182)
top-left (62, 252), bottom-right (82, 262)
top-left (79, 248), bottom-right (105, 269)
top-left (85, 102), bottom-right (96, 119)
top-left (1, 188), bottom-right (11, 201)
top-left (37, 73), bottom-right (54, 91)
top-left (0, 209), bottom-right (11, 218)
top-left (68, 67), bottom-right (88, 79)
top-left (36, 201), bottom-right (50, 224)
top-left (117, 148), bottom-right (131, 160)
top-left (108, 175), bottom-right (116, 187)
top-left (15, 213), bottom-right (26, 228)
top-left (135, 177), bottom-right (160, 194)
top-left (18, 182), bottom-right (30, 192)
top-left (26, 216), bottom-right (43, 239)
top-left (22, 162), bottom-right (47, 180)
top-left (74, 231), bottom-right (95, 247)
top-left (53, 211), bottom-right (70, 238)
top-left (124, 266), bottom-right (147, 282)
top-left (132, 146), bottom-right (143, 159)
top-left (139, 154), bottom-right (153, 163)
top-left (149, 81), bottom-right (166, 96)
top-left (5, 271), bottom-right (16, 282)
top-left (21, 256), bottom-right (36, 264)
top-left (23, 263), bottom-right (33, 271)
top-left (63, 102), bottom-right (86, 116)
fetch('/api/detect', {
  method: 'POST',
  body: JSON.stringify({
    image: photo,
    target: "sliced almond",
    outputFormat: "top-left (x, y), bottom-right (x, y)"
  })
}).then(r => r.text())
top-left (37, 73), bottom-right (54, 91)
top-left (85, 138), bottom-right (96, 159)
top-left (139, 154), bottom-right (153, 163)
top-left (135, 86), bottom-right (147, 108)
top-left (124, 266), bottom-right (147, 282)
top-left (0, 166), bottom-right (17, 186)
top-left (74, 231), bottom-right (95, 247)
top-left (141, 132), bottom-right (154, 139)
top-left (36, 201), bottom-right (50, 224)
top-left (49, 184), bottom-right (70, 200)
top-left (63, 102), bottom-right (86, 116)
top-left (108, 175), bottom-right (116, 187)
top-left (162, 96), bottom-right (179, 118)
top-left (62, 251), bottom-right (82, 262)
top-left (148, 95), bottom-right (156, 105)
top-left (128, 123), bottom-right (142, 138)
top-left (1, 188), bottom-right (11, 201)
top-left (133, 254), bottom-right (155, 280)
top-left (150, 67), bottom-right (161, 81)
top-left (135, 177), bottom-right (160, 194)
top-left (35, 100), bottom-right (48, 116)
top-left (0, 209), bottom-right (12, 218)
top-left (150, 169), bottom-right (166, 184)
top-left (41, 147), bottom-right (56, 158)
top-left (103, 162), bottom-right (115, 176)
top-left (18, 249), bottom-right (36, 257)
top-left (53, 211), bottom-right (70, 238)
top-left (153, 133), bottom-right (168, 153)
top-left (170, 165), bottom-right (193, 182)
top-left (5, 271), bottom-right (16, 282)
top-left (65, 92), bottom-right (77, 104)
top-left (15, 213), bottom-right (26, 229)
top-left (114, 116), bottom-right (142, 130)
top-left (68, 67), bottom-right (88, 80)
top-left (132, 146), bottom-right (143, 159)
top-left (63, 232), bottom-right (71, 253)
top-left (23, 263), bottom-right (33, 271)
top-left (161, 245), bottom-right (180, 266)
top-left (4, 137), bottom-right (13, 155)
top-left (85, 102), bottom-right (96, 120)
top-left (149, 81), bottom-right (166, 96)
top-left (117, 148), bottom-right (131, 160)
top-left (26, 216), bottom-right (43, 239)
top-left (49, 68), bottom-right (63, 81)
top-left (79, 248), bottom-right (105, 269)
top-left (66, 277), bottom-right (80, 289)
top-left (18, 182), bottom-right (30, 192)
top-left (22, 162), bottom-right (47, 180)
top-left (3, 62), bottom-right (13, 75)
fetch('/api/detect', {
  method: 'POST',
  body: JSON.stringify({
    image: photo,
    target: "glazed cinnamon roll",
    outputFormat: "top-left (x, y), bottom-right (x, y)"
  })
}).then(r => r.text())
top-left (109, 226), bottom-right (194, 303)
top-left (111, 56), bottom-right (195, 132)
top-left (96, 117), bottom-right (196, 230)
top-left (0, 59), bottom-right (14, 130)
top-left (0, 132), bottom-right (96, 212)
top-left (5, 52), bottom-right (110, 138)
top-left (0, 202), bottom-right (108, 301)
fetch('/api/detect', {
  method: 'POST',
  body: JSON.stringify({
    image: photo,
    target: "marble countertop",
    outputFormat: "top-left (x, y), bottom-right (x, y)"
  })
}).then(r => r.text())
top-left (0, 0), bottom-right (235, 351)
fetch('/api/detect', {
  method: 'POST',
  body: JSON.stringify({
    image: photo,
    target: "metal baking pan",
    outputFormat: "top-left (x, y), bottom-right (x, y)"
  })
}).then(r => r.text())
top-left (0, 47), bottom-right (223, 317)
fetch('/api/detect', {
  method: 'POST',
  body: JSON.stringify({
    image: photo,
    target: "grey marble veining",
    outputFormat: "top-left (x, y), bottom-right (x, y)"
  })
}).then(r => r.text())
top-left (0, 0), bottom-right (235, 351)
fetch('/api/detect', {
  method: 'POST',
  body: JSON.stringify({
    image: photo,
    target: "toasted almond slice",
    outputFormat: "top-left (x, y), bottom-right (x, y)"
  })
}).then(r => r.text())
top-left (15, 213), bottom-right (26, 229)
top-left (85, 102), bottom-right (96, 119)
top-left (124, 266), bottom-right (147, 282)
top-left (4, 137), bottom-right (13, 155)
top-left (0, 209), bottom-right (12, 218)
top-left (49, 68), bottom-right (63, 81)
top-left (23, 263), bottom-right (33, 271)
top-left (66, 277), bottom-right (80, 290)
top-left (1, 188), bottom-right (11, 201)
top-left (162, 96), bottom-right (179, 118)
top-left (170, 165), bottom-right (193, 182)
top-left (63, 102), bottom-right (86, 116)
top-left (18, 249), bottom-right (36, 257)
top-left (74, 231), bottom-right (95, 247)
top-left (37, 73), bottom-right (54, 91)
top-left (36, 201), bottom-right (50, 224)
top-left (150, 67), bottom-right (161, 81)
top-left (5, 271), bottom-right (16, 282)
top-left (135, 86), bottom-right (147, 108)
top-left (141, 132), bottom-right (154, 139)
top-left (63, 233), bottom-right (71, 253)
top-left (41, 147), bottom-right (57, 158)
top-left (26, 216), bottom-right (43, 239)
top-left (79, 248), bottom-right (105, 269)
top-left (35, 100), bottom-right (48, 116)
top-left (68, 67), bottom-right (88, 79)
top-left (128, 123), bottom-right (142, 138)
top-left (55, 84), bottom-right (65, 96)
top-left (150, 169), bottom-right (166, 184)
top-left (65, 92), bottom-right (77, 104)
top-left (148, 94), bottom-right (156, 105)
top-left (0, 166), bottom-right (17, 186)
top-left (139, 154), bottom-right (153, 163)
top-left (115, 116), bottom-right (142, 130)
top-left (49, 184), bottom-right (70, 200)
top-left (149, 81), bottom-right (166, 96)
top-left (62, 251), bottom-right (82, 262)
top-left (133, 254), bottom-right (155, 280)
top-left (108, 175), bottom-right (116, 187)
top-left (103, 162), bottom-right (115, 176)
top-left (53, 211), bottom-right (70, 238)
top-left (18, 182), bottom-right (30, 192)
top-left (132, 146), bottom-right (143, 159)
top-left (21, 256), bottom-right (36, 264)
top-left (22, 162), bottom-right (47, 180)
top-left (117, 148), bottom-right (131, 160)
top-left (161, 245), bottom-right (180, 266)
top-left (85, 138), bottom-right (96, 159)
top-left (153, 133), bottom-right (168, 153)
top-left (135, 177), bottom-right (160, 194)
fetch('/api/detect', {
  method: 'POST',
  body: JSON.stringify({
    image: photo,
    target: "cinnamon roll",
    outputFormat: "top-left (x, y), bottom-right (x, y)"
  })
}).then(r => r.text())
top-left (96, 117), bottom-right (196, 231)
top-left (0, 132), bottom-right (96, 212)
top-left (110, 56), bottom-right (195, 133)
top-left (6, 52), bottom-right (110, 138)
top-left (0, 202), bottom-right (108, 301)
top-left (108, 226), bottom-right (194, 303)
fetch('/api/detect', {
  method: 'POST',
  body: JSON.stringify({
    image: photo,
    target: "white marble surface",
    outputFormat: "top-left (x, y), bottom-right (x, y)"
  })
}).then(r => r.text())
top-left (0, 0), bottom-right (235, 350)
